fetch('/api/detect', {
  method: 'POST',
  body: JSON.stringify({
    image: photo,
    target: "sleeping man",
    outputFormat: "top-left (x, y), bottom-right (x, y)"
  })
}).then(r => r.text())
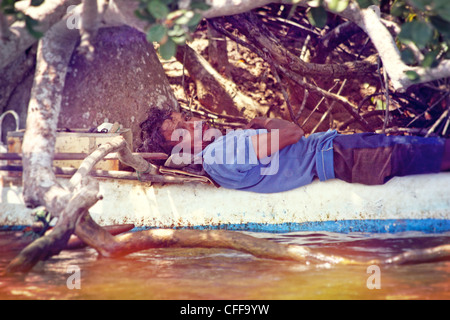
top-left (138, 108), bottom-right (450, 193)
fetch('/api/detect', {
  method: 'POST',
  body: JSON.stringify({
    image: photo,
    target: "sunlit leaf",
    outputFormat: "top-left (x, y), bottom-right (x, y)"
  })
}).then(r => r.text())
top-left (167, 24), bottom-right (184, 37)
top-left (328, 0), bottom-right (349, 13)
top-left (375, 99), bottom-right (386, 110)
top-left (171, 35), bottom-right (187, 44)
top-left (174, 11), bottom-right (193, 25)
top-left (307, 0), bottom-right (321, 8)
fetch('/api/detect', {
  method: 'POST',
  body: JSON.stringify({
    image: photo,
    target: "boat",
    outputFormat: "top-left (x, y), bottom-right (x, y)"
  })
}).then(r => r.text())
top-left (1, 123), bottom-right (449, 235)
top-left (2, 170), bottom-right (450, 234)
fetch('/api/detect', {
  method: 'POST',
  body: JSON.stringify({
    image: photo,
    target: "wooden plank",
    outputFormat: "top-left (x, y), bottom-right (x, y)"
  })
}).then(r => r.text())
top-left (0, 152), bottom-right (168, 161)
top-left (6, 128), bottom-right (136, 171)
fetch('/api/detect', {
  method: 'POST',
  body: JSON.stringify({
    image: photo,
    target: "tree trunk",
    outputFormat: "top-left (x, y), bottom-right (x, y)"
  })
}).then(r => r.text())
top-left (59, 25), bottom-right (178, 150)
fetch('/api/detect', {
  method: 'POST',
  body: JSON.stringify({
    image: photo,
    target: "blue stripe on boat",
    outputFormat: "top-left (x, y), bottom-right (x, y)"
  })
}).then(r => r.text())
top-left (131, 219), bottom-right (450, 234)
top-left (2, 219), bottom-right (449, 234)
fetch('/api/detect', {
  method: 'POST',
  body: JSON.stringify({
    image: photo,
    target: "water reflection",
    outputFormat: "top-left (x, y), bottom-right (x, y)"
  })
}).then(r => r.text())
top-left (0, 231), bottom-right (449, 299)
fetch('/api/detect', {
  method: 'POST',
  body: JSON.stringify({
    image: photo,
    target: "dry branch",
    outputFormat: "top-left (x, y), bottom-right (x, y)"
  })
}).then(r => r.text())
top-left (210, 15), bottom-right (373, 131)
top-left (6, 177), bottom-right (100, 273)
top-left (226, 12), bottom-right (376, 79)
top-left (74, 227), bottom-right (354, 265)
top-left (176, 44), bottom-right (268, 119)
top-left (383, 244), bottom-right (450, 265)
top-left (203, 0), bottom-right (450, 90)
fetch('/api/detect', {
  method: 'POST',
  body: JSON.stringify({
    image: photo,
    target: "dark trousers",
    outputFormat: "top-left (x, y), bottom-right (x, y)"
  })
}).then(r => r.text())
top-left (333, 133), bottom-right (446, 185)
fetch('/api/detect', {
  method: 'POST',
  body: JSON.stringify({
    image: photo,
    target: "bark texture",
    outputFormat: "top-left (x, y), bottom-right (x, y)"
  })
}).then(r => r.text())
top-left (59, 25), bottom-right (178, 149)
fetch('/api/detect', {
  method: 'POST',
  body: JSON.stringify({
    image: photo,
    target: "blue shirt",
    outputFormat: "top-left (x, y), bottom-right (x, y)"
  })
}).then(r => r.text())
top-left (199, 129), bottom-right (338, 193)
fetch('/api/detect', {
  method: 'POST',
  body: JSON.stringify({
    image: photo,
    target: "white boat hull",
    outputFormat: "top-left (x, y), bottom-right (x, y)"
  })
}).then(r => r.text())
top-left (1, 172), bottom-right (450, 233)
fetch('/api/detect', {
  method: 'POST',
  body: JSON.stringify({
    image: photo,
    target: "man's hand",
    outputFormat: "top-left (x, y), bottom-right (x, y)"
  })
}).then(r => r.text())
top-left (246, 117), bottom-right (304, 160)
top-left (246, 117), bottom-right (302, 131)
top-left (245, 117), bottom-right (271, 130)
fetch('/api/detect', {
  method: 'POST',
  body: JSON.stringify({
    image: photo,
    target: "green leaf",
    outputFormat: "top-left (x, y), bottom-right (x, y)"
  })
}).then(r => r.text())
top-left (421, 50), bottom-right (439, 68)
top-left (147, 0), bottom-right (170, 20)
top-left (134, 9), bottom-right (156, 24)
top-left (400, 48), bottom-right (416, 65)
top-left (187, 12), bottom-right (203, 27)
top-left (167, 9), bottom-right (186, 22)
top-left (375, 99), bottom-right (386, 110)
top-left (190, 0), bottom-right (211, 11)
top-left (159, 0), bottom-right (177, 4)
top-left (429, 15), bottom-right (450, 38)
top-left (390, 0), bottom-right (407, 17)
top-left (408, 0), bottom-right (432, 11)
top-left (328, 0), bottom-right (349, 13)
top-left (171, 35), bottom-right (187, 45)
top-left (147, 24), bottom-right (167, 43)
top-left (307, 0), bottom-right (321, 7)
top-left (355, 0), bottom-right (375, 9)
top-left (307, 7), bottom-right (328, 28)
top-left (437, 6), bottom-right (450, 23)
top-left (25, 15), bottom-right (43, 39)
top-left (398, 21), bottom-right (433, 49)
top-left (405, 70), bottom-right (420, 81)
top-left (159, 39), bottom-right (177, 60)
top-left (30, 0), bottom-right (45, 6)
top-left (167, 24), bottom-right (184, 37)
top-left (174, 11), bottom-right (193, 25)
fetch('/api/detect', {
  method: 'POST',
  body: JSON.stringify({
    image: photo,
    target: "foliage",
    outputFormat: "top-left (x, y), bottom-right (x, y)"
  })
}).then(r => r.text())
top-left (392, 0), bottom-right (450, 70)
top-left (306, 0), bottom-right (450, 74)
top-left (1, 0), bottom-right (44, 38)
top-left (134, 0), bottom-right (209, 59)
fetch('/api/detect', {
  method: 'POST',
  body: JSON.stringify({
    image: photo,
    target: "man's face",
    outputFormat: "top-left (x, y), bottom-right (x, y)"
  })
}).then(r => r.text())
top-left (160, 112), bottom-right (210, 152)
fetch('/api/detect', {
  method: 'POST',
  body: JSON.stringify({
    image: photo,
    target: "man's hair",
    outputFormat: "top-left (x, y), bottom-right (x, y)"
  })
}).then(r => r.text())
top-left (138, 108), bottom-right (173, 154)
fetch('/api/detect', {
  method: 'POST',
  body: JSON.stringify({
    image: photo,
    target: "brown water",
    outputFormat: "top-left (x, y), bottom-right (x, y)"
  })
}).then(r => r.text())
top-left (0, 230), bottom-right (449, 300)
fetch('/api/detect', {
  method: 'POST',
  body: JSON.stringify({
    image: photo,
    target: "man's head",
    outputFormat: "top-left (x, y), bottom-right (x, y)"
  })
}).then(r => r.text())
top-left (138, 108), bottom-right (212, 155)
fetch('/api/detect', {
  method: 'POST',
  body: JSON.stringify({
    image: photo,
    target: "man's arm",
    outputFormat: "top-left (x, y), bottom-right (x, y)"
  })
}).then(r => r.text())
top-left (245, 117), bottom-right (304, 160)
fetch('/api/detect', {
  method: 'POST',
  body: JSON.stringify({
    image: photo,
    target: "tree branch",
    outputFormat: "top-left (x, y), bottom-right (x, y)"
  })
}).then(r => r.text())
top-left (0, 0), bottom-right (80, 70)
top-left (202, 0), bottom-right (450, 91)
top-left (77, 0), bottom-right (99, 60)
top-left (21, 18), bottom-right (80, 211)
top-left (226, 12), bottom-right (376, 79)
